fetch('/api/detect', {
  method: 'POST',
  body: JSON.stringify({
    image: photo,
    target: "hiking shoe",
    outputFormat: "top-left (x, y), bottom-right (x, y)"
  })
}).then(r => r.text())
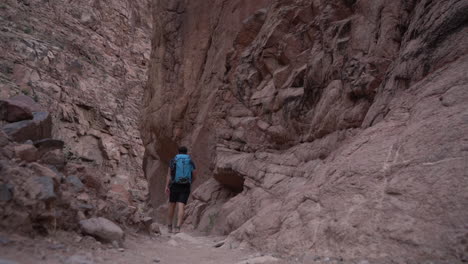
top-left (174, 226), bottom-right (180, 233)
top-left (167, 225), bottom-right (173, 234)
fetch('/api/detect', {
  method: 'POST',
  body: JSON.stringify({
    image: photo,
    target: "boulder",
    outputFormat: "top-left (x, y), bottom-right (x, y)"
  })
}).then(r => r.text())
top-left (2, 111), bottom-right (52, 142)
top-left (79, 217), bottom-right (124, 242)
top-left (14, 144), bottom-right (38, 162)
top-left (7, 95), bottom-right (43, 112)
top-left (0, 99), bottom-right (33, 122)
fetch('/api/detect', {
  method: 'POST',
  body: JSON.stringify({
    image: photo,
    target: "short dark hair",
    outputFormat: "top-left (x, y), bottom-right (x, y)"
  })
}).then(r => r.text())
top-left (178, 146), bottom-right (188, 154)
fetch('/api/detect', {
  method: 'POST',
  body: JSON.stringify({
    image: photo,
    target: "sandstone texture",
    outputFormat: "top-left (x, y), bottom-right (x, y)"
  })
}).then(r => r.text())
top-left (0, 0), bottom-right (151, 202)
top-left (143, 0), bottom-right (468, 262)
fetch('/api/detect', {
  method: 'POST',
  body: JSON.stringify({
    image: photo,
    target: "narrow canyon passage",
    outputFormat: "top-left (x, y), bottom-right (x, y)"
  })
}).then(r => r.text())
top-left (1, 0), bottom-right (467, 263)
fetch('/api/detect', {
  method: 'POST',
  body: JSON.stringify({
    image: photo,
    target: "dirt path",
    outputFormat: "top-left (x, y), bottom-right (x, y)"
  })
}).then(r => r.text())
top-left (0, 228), bottom-right (293, 264)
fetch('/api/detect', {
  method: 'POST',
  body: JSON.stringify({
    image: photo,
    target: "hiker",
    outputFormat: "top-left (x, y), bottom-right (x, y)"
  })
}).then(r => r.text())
top-left (165, 146), bottom-right (196, 233)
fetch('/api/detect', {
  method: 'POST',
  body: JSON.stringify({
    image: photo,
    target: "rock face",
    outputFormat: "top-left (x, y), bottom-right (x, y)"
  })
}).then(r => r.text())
top-left (0, 0), bottom-right (151, 201)
top-left (0, 95), bottom-right (151, 236)
top-left (142, 0), bottom-right (468, 262)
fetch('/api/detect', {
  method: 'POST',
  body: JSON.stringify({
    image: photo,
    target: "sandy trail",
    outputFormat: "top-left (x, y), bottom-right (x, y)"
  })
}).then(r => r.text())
top-left (0, 228), bottom-right (291, 264)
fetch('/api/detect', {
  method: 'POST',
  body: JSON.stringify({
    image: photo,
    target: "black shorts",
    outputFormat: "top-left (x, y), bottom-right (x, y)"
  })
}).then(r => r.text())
top-left (169, 183), bottom-right (191, 204)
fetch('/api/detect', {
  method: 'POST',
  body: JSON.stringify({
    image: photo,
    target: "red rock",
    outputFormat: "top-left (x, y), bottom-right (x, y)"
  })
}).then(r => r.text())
top-left (0, 99), bottom-right (33, 122)
top-left (7, 95), bottom-right (43, 112)
top-left (2, 111), bottom-right (52, 143)
top-left (14, 144), bottom-right (38, 162)
top-left (109, 184), bottom-right (131, 204)
top-left (142, 0), bottom-right (468, 261)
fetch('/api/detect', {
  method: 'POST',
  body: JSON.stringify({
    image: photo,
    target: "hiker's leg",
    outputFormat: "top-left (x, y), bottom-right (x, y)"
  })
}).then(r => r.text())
top-left (168, 202), bottom-right (176, 225)
top-left (176, 202), bottom-right (185, 227)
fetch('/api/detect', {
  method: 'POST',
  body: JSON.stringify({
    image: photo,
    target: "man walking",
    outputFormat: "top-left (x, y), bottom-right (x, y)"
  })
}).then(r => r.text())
top-left (165, 146), bottom-right (196, 233)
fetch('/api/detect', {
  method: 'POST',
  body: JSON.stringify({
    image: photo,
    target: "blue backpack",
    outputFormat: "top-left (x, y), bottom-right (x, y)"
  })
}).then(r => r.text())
top-left (172, 154), bottom-right (194, 184)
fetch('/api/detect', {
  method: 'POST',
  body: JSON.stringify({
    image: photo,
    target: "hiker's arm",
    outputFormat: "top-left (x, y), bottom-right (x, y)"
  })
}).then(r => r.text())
top-left (165, 168), bottom-right (171, 194)
top-left (192, 170), bottom-right (197, 183)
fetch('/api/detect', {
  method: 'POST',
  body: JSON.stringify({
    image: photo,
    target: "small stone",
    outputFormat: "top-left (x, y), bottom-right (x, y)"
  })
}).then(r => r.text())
top-left (118, 248), bottom-right (124, 252)
top-left (214, 241), bottom-right (225, 248)
top-left (168, 239), bottom-right (178, 247)
top-left (150, 223), bottom-right (161, 234)
top-left (65, 254), bottom-right (94, 264)
top-left (236, 255), bottom-right (279, 264)
top-left (153, 258), bottom-right (160, 263)
top-left (111, 240), bottom-right (119, 248)
top-left (67, 175), bottom-right (84, 192)
top-left (77, 211), bottom-right (86, 221)
top-left (36, 176), bottom-right (56, 201)
top-left (142, 216), bottom-right (153, 223)
top-left (24, 176), bottom-right (55, 201)
top-left (76, 202), bottom-right (94, 211)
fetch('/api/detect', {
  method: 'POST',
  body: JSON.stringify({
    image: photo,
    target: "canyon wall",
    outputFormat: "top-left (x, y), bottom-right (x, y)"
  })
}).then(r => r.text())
top-left (0, 0), bottom-right (151, 202)
top-left (143, 0), bottom-right (468, 262)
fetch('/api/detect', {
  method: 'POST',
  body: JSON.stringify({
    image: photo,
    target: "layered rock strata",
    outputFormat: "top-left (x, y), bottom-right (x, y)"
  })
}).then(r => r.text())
top-left (143, 0), bottom-right (468, 262)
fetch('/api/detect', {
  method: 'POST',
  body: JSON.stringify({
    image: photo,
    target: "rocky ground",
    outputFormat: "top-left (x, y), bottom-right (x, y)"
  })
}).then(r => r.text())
top-left (0, 229), bottom-right (275, 264)
top-left (0, 228), bottom-right (396, 264)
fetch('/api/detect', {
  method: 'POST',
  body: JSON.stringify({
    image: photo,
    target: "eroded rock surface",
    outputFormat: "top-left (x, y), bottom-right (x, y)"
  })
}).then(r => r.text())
top-left (0, 0), bottom-right (151, 201)
top-left (143, 0), bottom-right (468, 262)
